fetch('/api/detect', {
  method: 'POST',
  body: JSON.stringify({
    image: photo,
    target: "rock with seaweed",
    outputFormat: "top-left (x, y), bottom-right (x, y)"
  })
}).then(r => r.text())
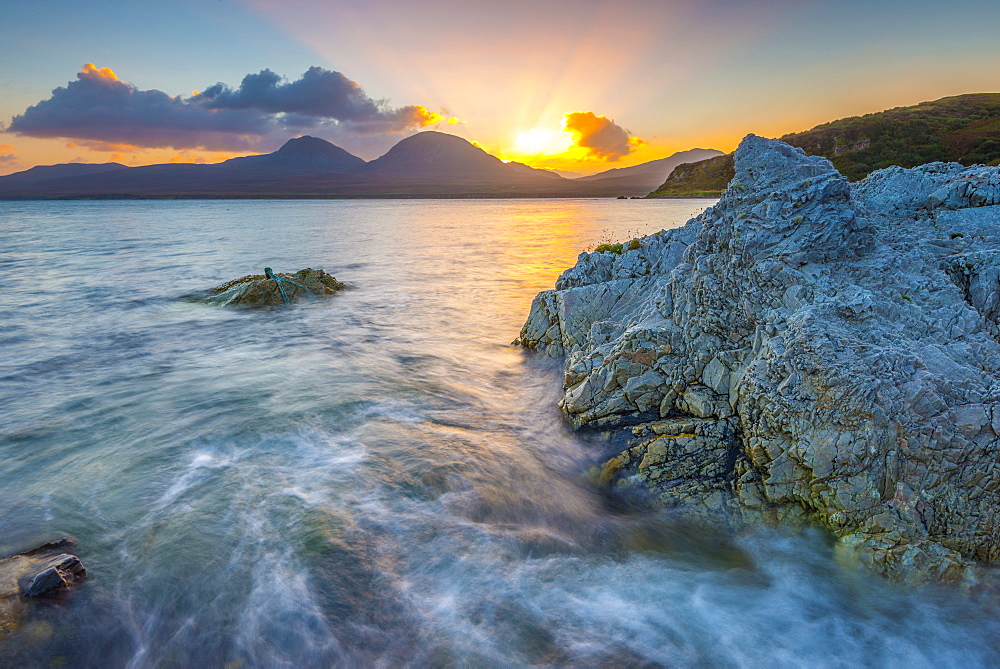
top-left (518, 133), bottom-right (1000, 584)
top-left (0, 538), bottom-right (87, 640)
top-left (205, 267), bottom-right (346, 307)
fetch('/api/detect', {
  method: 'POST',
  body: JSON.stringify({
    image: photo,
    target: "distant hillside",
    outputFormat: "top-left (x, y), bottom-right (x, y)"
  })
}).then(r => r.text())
top-left (0, 162), bottom-right (127, 185)
top-left (646, 154), bottom-right (734, 198)
top-left (786, 93), bottom-right (1000, 179)
top-left (574, 148), bottom-right (723, 196)
top-left (649, 93), bottom-right (1000, 197)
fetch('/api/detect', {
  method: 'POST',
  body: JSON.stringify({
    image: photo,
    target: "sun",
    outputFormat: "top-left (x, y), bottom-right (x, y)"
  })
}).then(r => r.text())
top-left (512, 128), bottom-right (574, 156)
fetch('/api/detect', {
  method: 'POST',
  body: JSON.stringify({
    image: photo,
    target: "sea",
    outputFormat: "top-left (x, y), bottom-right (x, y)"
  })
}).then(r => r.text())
top-left (1, 199), bottom-right (999, 667)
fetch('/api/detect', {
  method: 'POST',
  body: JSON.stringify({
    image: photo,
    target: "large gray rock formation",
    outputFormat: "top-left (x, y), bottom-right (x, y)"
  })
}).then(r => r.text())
top-left (517, 134), bottom-right (1000, 583)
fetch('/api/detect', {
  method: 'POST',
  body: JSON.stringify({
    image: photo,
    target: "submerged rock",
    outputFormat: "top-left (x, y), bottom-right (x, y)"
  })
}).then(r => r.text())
top-left (0, 538), bottom-right (87, 639)
top-left (205, 267), bottom-right (346, 307)
top-left (518, 134), bottom-right (1000, 584)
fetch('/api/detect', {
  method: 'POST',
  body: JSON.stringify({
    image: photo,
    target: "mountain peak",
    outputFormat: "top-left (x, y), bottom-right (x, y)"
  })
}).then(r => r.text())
top-left (367, 131), bottom-right (501, 175)
top-left (391, 130), bottom-right (471, 146)
top-left (379, 131), bottom-right (486, 157)
top-left (276, 135), bottom-right (343, 155)
top-left (223, 135), bottom-right (366, 173)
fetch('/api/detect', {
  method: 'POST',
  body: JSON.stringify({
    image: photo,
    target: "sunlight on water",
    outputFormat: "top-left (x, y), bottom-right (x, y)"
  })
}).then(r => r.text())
top-left (1, 199), bottom-right (998, 666)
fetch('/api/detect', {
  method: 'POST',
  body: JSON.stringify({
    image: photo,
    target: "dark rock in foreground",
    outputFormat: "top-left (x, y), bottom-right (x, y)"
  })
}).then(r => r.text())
top-left (0, 538), bottom-right (87, 639)
top-left (206, 267), bottom-right (346, 307)
top-left (518, 134), bottom-right (1000, 584)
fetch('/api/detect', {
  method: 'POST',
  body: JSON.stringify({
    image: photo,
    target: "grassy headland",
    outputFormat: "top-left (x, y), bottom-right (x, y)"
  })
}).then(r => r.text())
top-left (648, 93), bottom-right (1000, 197)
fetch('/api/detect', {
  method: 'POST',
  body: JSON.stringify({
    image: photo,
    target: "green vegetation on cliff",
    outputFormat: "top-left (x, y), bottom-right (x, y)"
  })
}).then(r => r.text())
top-left (648, 93), bottom-right (1000, 197)
top-left (646, 154), bottom-right (735, 198)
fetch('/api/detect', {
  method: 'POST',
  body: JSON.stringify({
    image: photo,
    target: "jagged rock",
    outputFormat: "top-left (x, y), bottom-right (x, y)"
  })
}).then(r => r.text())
top-left (519, 134), bottom-right (1000, 584)
top-left (205, 268), bottom-right (346, 307)
top-left (22, 554), bottom-right (86, 597)
top-left (0, 538), bottom-right (87, 639)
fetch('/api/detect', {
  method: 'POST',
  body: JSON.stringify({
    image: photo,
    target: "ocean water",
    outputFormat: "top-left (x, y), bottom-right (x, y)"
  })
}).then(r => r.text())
top-left (1, 198), bottom-right (998, 667)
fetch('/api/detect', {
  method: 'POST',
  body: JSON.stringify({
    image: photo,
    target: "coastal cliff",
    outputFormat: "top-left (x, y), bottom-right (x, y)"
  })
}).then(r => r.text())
top-left (518, 134), bottom-right (1000, 583)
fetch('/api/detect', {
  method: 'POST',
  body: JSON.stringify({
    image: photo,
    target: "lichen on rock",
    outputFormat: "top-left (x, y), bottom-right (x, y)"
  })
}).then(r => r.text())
top-left (518, 133), bottom-right (1000, 584)
top-left (204, 267), bottom-right (346, 307)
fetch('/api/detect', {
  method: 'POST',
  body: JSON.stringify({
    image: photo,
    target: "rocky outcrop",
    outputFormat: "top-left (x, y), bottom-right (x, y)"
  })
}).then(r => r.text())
top-left (518, 134), bottom-right (1000, 583)
top-left (205, 267), bottom-right (346, 307)
top-left (0, 538), bottom-right (87, 639)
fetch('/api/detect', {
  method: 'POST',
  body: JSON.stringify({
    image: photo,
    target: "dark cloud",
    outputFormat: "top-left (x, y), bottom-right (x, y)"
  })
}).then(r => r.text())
top-left (195, 67), bottom-right (374, 116)
top-left (8, 64), bottom-right (448, 150)
top-left (9, 64), bottom-right (270, 151)
top-left (563, 111), bottom-right (645, 161)
top-left (194, 66), bottom-right (446, 134)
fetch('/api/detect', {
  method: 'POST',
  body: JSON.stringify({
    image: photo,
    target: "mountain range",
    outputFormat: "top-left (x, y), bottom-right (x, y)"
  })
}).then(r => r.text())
top-left (0, 132), bottom-right (722, 199)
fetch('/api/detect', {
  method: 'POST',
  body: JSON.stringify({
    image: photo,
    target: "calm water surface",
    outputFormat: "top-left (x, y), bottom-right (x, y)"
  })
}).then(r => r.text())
top-left (1, 199), bottom-right (998, 667)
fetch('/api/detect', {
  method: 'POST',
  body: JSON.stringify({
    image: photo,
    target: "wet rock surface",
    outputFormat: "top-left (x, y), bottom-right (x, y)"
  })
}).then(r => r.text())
top-left (519, 134), bottom-right (1000, 583)
top-left (205, 267), bottom-right (346, 307)
top-left (0, 538), bottom-right (86, 639)
top-left (597, 417), bottom-right (744, 529)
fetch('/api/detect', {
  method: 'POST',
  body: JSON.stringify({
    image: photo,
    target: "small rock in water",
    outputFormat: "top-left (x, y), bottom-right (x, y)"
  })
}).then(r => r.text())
top-left (23, 554), bottom-right (87, 597)
top-left (0, 538), bottom-right (87, 641)
top-left (205, 267), bottom-right (346, 307)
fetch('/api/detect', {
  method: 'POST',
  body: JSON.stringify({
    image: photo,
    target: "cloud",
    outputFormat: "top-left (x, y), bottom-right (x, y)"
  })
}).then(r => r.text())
top-left (80, 63), bottom-right (118, 81)
top-left (66, 139), bottom-right (141, 152)
top-left (8, 64), bottom-right (453, 150)
top-left (0, 143), bottom-right (15, 163)
top-left (9, 64), bottom-right (270, 151)
top-left (563, 111), bottom-right (646, 161)
top-left (193, 66), bottom-right (454, 134)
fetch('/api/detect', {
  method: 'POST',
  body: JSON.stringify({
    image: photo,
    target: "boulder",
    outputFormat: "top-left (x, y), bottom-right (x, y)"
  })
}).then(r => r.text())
top-left (518, 134), bottom-right (1000, 584)
top-left (206, 267), bottom-right (346, 307)
top-left (0, 538), bottom-right (87, 639)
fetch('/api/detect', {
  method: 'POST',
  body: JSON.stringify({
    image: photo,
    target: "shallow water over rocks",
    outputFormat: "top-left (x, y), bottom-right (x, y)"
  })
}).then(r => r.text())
top-left (1, 199), bottom-right (999, 666)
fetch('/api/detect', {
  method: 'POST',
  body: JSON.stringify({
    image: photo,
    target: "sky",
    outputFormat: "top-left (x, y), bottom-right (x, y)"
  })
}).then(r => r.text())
top-left (2, 0), bottom-right (999, 176)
